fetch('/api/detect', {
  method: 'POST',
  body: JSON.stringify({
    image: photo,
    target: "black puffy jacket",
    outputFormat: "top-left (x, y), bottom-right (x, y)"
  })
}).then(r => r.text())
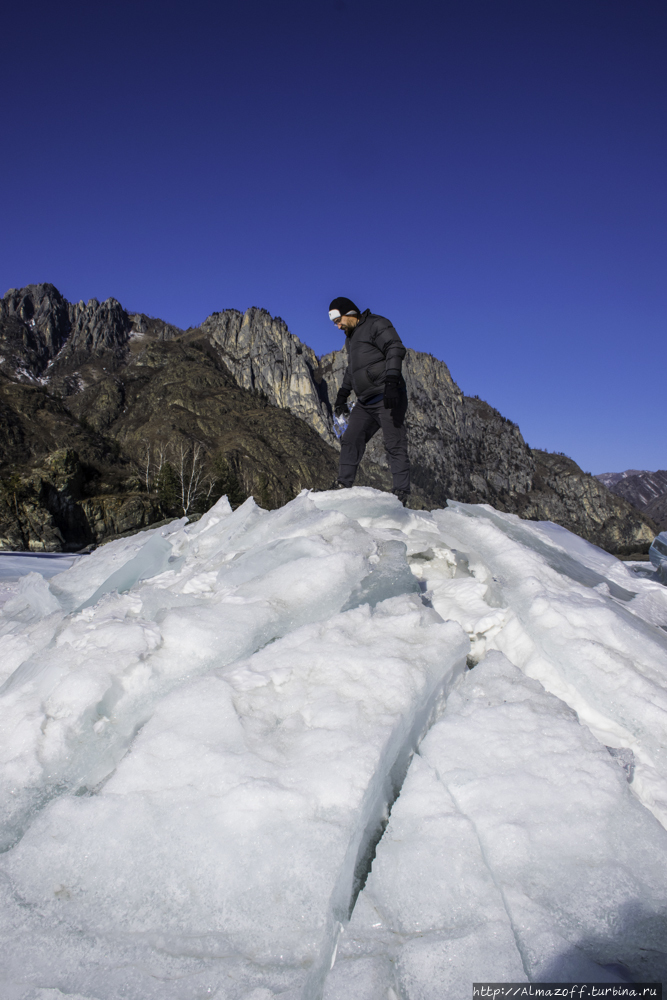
top-left (338, 310), bottom-right (406, 403)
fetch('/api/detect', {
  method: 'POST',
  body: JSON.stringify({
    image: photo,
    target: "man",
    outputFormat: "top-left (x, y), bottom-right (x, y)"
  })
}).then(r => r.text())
top-left (328, 296), bottom-right (410, 505)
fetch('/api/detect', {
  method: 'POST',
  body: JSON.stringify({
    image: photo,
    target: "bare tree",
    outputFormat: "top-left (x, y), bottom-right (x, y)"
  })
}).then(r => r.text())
top-left (139, 439), bottom-right (216, 514)
top-left (175, 441), bottom-right (213, 515)
top-left (140, 443), bottom-right (151, 492)
top-left (154, 442), bottom-right (170, 486)
top-left (140, 441), bottom-right (172, 493)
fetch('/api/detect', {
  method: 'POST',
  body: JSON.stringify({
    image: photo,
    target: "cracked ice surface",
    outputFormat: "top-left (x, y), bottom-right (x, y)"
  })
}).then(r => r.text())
top-left (0, 488), bottom-right (666, 998)
top-left (326, 654), bottom-right (667, 996)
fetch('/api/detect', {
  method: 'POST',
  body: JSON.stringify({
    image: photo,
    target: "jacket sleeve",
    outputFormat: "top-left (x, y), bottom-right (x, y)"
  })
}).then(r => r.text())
top-left (373, 320), bottom-right (406, 375)
top-left (339, 365), bottom-right (353, 398)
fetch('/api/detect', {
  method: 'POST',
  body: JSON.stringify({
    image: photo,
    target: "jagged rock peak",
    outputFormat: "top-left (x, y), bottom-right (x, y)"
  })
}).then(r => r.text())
top-left (201, 306), bottom-right (334, 441)
top-left (1, 283), bottom-right (71, 365)
top-left (67, 295), bottom-right (130, 353)
top-left (0, 284), bottom-right (132, 380)
top-left (128, 313), bottom-right (183, 342)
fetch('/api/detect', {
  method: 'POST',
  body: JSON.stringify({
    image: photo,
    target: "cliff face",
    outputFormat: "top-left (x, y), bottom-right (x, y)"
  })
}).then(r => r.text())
top-left (0, 284), bottom-right (657, 555)
top-left (201, 308), bottom-right (334, 442)
top-left (0, 448), bottom-right (163, 552)
top-left (516, 451), bottom-right (656, 556)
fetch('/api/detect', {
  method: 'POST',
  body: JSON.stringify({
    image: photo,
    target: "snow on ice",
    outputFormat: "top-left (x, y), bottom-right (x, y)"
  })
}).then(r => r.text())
top-left (0, 487), bottom-right (666, 999)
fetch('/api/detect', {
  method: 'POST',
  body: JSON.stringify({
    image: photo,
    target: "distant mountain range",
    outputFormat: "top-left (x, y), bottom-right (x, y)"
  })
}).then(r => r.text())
top-left (0, 283), bottom-right (658, 555)
top-left (596, 469), bottom-right (667, 532)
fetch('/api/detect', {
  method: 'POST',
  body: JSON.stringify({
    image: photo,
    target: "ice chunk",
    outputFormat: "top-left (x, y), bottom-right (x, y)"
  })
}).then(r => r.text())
top-left (650, 530), bottom-right (667, 584)
top-left (408, 548), bottom-right (510, 665)
top-left (0, 497), bottom-right (382, 854)
top-left (445, 500), bottom-right (638, 600)
top-left (309, 485), bottom-right (413, 530)
top-left (0, 597), bottom-right (468, 999)
top-left (337, 653), bottom-right (667, 996)
top-left (419, 653), bottom-right (667, 983)
top-left (329, 751), bottom-right (525, 999)
top-left (0, 571), bottom-right (61, 623)
top-left (75, 533), bottom-right (178, 611)
top-left (0, 494), bottom-right (428, 871)
top-left (332, 411), bottom-right (349, 439)
top-left (47, 515), bottom-right (189, 612)
top-left (342, 539), bottom-right (421, 611)
top-left (430, 501), bottom-right (667, 825)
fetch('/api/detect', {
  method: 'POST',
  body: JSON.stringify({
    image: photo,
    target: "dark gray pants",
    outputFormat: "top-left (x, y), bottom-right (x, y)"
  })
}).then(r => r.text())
top-left (338, 395), bottom-right (410, 492)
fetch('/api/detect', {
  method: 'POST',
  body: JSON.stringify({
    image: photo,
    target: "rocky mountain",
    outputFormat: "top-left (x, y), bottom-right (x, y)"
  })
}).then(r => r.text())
top-left (0, 286), bottom-right (341, 550)
top-left (0, 283), bottom-right (657, 555)
top-left (596, 469), bottom-right (667, 531)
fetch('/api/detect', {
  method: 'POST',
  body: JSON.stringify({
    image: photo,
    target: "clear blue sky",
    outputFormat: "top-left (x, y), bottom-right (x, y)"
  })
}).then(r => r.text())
top-left (2, 0), bottom-right (665, 475)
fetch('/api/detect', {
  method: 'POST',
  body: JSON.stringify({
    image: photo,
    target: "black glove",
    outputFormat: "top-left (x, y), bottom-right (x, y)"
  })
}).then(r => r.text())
top-left (334, 390), bottom-right (350, 417)
top-left (383, 373), bottom-right (402, 409)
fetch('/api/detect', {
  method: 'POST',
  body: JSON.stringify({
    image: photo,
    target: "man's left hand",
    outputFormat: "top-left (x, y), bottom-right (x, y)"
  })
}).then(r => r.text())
top-left (383, 374), bottom-right (401, 409)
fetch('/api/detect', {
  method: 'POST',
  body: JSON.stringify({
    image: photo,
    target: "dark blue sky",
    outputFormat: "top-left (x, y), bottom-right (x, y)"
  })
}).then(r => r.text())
top-left (2, 0), bottom-right (665, 474)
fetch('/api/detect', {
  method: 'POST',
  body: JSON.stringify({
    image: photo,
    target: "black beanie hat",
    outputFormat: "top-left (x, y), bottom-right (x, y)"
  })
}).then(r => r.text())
top-left (329, 296), bottom-right (361, 320)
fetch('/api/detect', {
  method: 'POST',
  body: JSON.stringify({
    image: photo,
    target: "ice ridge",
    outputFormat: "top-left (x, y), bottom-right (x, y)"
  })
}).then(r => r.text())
top-left (1, 486), bottom-right (667, 997)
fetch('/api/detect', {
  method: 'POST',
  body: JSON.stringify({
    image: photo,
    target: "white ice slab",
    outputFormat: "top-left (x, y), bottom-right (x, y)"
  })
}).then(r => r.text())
top-left (0, 490), bottom-right (468, 998)
top-left (0, 597), bottom-right (468, 998)
top-left (330, 652), bottom-right (667, 996)
top-left (427, 502), bottom-right (667, 825)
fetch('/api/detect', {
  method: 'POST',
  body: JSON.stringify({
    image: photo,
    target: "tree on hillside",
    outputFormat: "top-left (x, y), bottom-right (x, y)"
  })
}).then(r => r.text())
top-left (140, 441), bottom-right (249, 515)
top-left (209, 457), bottom-right (247, 510)
top-left (140, 442), bottom-right (171, 495)
top-left (175, 442), bottom-right (214, 516)
top-left (155, 460), bottom-right (179, 513)
top-left (257, 473), bottom-right (272, 510)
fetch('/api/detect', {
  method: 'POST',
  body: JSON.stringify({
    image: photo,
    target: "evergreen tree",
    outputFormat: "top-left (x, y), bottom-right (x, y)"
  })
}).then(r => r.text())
top-left (257, 473), bottom-right (272, 511)
top-left (209, 457), bottom-right (247, 510)
top-left (156, 461), bottom-right (179, 514)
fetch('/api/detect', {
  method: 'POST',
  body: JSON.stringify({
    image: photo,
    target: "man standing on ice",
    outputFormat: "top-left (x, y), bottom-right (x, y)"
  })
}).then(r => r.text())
top-left (329, 296), bottom-right (410, 505)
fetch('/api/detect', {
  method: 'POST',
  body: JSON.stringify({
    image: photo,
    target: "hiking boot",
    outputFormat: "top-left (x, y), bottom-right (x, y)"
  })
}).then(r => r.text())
top-left (392, 488), bottom-right (410, 507)
top-left (330, 480), bottom-right (351, 490)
